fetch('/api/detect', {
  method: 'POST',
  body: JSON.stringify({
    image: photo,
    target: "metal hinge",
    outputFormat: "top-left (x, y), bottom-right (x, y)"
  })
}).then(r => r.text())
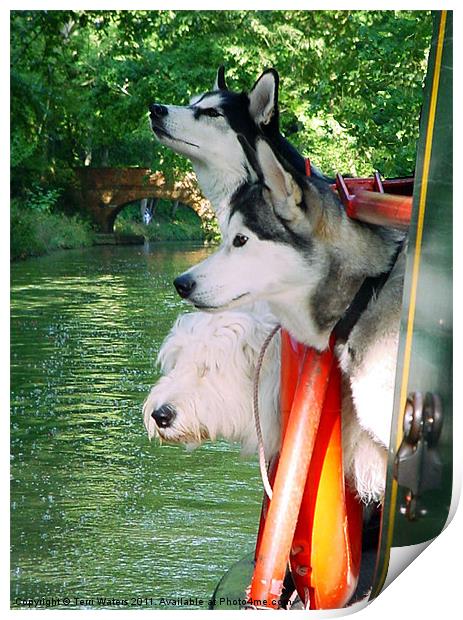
top-left (394, 392), bottom-right (444, 521)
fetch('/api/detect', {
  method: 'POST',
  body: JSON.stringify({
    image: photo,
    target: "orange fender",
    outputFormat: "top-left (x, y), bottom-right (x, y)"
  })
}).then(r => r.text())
top-left (290, 359), bottom-right (363, 609)
top-left (250, 336), bottom-right (334, 608)
top-left (280, 329), bottom-right (306, 432)
top-left (254, 330), bottom-right (304, 560)
top-left (252, 331), bottom-right (362, 609)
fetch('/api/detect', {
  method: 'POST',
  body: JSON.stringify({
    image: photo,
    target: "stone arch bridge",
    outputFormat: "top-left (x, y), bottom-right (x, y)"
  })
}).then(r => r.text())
top-left (74, 167), bottom-right (215, 233)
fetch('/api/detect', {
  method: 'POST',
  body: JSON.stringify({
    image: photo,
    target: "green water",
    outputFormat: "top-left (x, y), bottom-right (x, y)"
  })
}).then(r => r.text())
top-left (10, 243), bottom-right (262, 610)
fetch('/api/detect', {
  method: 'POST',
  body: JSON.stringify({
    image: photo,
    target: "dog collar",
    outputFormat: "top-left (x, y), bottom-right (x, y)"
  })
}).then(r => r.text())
top-left (303, 159), bottom-right (404, 343)
top-left (333, 240), bottom-right (403, 344)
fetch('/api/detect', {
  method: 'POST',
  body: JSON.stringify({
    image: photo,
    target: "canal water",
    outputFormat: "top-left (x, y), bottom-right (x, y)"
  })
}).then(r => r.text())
top-left (10, 243), bottom-right (263, 610)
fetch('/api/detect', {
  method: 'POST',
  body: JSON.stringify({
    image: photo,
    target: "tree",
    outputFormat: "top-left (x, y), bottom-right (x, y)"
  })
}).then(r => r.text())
top-left (10, 10), bottom-right (433, 203)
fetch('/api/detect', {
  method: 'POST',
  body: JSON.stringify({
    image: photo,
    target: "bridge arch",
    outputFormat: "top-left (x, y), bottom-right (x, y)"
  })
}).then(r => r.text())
top-left (74, 167), bottom-right (215, 233)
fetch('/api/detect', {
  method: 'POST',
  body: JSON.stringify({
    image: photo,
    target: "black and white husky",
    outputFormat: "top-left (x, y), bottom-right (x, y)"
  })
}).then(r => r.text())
top-left (170, 138), bottom-right (406, 503)
top-left (144, 69), bottom-right (402, 503)
top-left (148, 66), bottom-right (323, 229)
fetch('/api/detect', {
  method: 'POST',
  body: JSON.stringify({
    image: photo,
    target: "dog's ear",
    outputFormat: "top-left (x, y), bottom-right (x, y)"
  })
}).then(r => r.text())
top-left (255, 138), bottom-right (303, 221)
top-left (213, 65), bottom-right (227, 91)
top-left (249, 69), bottom-right (279, 126)
top-left (237, 134), bottom-right (264, 184)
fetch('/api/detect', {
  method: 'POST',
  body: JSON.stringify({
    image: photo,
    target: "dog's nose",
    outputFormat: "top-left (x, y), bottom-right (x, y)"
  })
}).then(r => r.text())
top-left (149, 103), bottom-right (168, 118)
top-left (151, 404), bottom-right (176, 428)
top-left (173, 274), bottom-right (196, 299)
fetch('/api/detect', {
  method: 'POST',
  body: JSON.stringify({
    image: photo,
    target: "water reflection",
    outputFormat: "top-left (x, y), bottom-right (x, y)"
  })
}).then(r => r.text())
top-left (11, 243), bottom-right (262, 609)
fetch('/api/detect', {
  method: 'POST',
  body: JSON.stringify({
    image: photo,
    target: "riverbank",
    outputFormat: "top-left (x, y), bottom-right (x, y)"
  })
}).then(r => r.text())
top-left (11, 201), bottom-right (215, 261)
top-left (11, 201), bottom-right (95, 261)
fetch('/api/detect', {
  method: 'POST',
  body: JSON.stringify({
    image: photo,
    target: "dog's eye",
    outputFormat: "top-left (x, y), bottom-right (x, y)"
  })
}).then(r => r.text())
top-left (232, 234), bottom-right (249, 248)
top-left (202, 108), bottom-right (221, 118)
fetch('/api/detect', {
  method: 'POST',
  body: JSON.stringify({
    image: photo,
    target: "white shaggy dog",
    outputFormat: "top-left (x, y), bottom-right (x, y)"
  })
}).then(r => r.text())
top-left (143, 307), bottom-right (281, 458)
top-left (143, 307), bottom-right (388, 504)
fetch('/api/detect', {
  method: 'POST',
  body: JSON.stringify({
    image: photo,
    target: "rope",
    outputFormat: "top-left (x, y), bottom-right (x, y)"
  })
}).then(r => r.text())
top-left (253, 324), bottom-right (281, 502)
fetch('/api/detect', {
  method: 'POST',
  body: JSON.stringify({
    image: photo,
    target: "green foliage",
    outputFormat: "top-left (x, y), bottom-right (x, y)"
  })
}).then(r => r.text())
top-left (10, 10), bottom-right (433, 211)
top-left (114, 201), bottom-right (206, 242)
top-left (24, 183), bottom-right (62, 213)
top-left (11, 200), bottom-right (94, 260)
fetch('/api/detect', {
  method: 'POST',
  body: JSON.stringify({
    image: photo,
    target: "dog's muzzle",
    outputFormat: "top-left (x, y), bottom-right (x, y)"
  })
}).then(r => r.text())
top-left (151, 404), bottom-right (176, 429)
top-left (173, 274), bottom-right (196, 299)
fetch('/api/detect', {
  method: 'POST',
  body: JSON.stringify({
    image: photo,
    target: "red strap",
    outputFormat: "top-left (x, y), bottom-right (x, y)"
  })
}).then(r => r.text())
top-left (305, 158), bottom-right (312, 177)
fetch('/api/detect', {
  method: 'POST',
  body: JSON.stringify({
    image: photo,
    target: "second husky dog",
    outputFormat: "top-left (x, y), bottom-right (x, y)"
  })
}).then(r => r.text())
top-left (148, 66), bottom-right (324, 230)
top-left (172, 138), bottom-right (406, 502)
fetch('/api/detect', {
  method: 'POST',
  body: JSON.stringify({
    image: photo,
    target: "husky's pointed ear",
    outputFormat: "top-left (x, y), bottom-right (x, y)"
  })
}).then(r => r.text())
top-left (213, 65), bottom-right (227, 91)
top-left (249, 69), bottom-right (279, 126)
top-left (237, 134), bottom-right (263, 183)
top-left (256, 139), bottom-right (302, 221)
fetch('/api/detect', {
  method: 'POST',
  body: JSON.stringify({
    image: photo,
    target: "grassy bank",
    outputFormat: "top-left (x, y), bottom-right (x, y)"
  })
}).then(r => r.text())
top-left (11, 199), bottom-right (215, 261)
top-left (11, 200), bottom-right (95, 260)
top-left (114, 201), bottom-right (209, 242)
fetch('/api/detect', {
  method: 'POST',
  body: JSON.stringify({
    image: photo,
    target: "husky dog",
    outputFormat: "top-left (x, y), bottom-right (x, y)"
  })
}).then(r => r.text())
top-left (148, 66), bottom-right (323, 230)
top-left (172, 138), bottom-right (406, 502)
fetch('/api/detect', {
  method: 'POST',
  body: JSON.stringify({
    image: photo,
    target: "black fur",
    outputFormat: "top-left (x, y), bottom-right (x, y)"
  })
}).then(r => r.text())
top-left (209, 88), bottom-right (307, 178)
top-left (215, 65), bottom-right (227, 90)
top-left (220, 91), bottom-right (262, 153)
top-left (229, 182), bottom-right (314, 259)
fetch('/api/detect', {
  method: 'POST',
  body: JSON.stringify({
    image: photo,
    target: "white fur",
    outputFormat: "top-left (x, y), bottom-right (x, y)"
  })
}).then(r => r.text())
top-left (151, 99), bottom-right (247, 229)
top-left (143, 307), bottom-right (281, 459)
top-left (341, 380), bottom-right (388, 503)
top-left (339, 333), bottom-right (399, 447)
